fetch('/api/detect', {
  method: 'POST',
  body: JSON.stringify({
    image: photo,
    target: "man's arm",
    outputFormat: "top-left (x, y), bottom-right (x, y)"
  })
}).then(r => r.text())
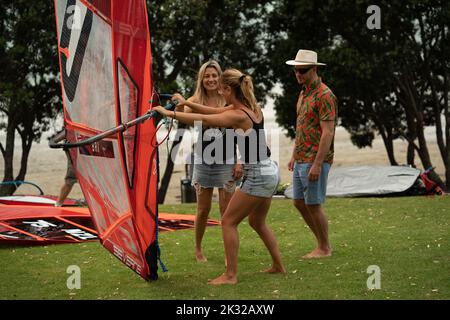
top-left (308, 120), bottom-right (335, 181)
top-left (288, 144), bottom-right (297, 171)
top-left (288, 93), bottom-right (303, 171)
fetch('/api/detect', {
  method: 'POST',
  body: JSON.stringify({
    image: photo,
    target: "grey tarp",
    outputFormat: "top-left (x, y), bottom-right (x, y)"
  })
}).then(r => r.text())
top-left (284, 166), bottom-right (421, 198)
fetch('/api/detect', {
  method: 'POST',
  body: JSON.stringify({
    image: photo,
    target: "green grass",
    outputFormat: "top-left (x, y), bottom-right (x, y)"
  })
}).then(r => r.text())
top-left (0, 196), bottom-right (449, 300)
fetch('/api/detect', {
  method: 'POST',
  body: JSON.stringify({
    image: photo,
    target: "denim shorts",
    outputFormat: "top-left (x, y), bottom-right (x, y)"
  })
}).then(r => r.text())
top-left (292, 162), bottom-right (331, 205)
top-left (240, 159), bottom-right (279, 198)
top-left (192, 163), bottom-right (237, 192)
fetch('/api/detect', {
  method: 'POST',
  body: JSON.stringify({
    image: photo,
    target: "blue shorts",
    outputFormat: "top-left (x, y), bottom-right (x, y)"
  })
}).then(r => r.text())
top-left (240, 159), bottom-right (279, 198)
top-left (292, 162), bottom-right (331, 205)
top-left (192, 163), bottom-right (237, 192)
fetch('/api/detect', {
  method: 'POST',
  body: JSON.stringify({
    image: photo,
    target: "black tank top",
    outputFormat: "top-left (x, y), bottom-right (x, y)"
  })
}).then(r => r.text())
top-left (237, 108), bottom-right (271, 164)
top-left (198, 127), bottom-right (237, 164)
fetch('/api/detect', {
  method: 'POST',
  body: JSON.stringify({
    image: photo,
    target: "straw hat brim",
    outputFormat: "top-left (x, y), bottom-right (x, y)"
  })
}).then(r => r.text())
top-left (285, 60), bottom-right (326, 66)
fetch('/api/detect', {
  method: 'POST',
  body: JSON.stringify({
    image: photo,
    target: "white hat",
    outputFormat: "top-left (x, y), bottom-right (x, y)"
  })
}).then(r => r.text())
top-left (285, 49), bottom-right (326, 66)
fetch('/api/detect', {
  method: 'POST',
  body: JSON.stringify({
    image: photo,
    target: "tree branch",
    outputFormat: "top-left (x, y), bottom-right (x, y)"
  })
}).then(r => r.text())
top-left (0, 142), bottom-right (5, 158)
top-left (0, 106), bottom-right (9, 115)
top-left (400, 133), bottom-right (421, 153)
top-left (167, 57), bottom-right (186, 83)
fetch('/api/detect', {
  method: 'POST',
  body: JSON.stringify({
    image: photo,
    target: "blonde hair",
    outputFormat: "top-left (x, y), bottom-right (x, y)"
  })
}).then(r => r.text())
top-left (221, 68), bottom-right (259, 113)
top-left (192, 60), bottom-right (226, 107)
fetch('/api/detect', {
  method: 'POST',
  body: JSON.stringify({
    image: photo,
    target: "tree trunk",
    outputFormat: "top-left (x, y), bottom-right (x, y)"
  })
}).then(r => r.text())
top-left (0, 121), bottom-right (17, 196)
top-left (371, 108), bottom-right (398, 166)
top-left (417, 30), bottom-right (449, 191)
top-left (446, 164), bottom-right (450, 192)
top-left (0, 125), bottom-right (34, 196)
top-left (415, 127), bottom-right (446, 189)
top-left (407, 142), bottom-right (416, 167)
top-left (15, 131), bottom-right (33, 182)
top-left (379, 130), bottom-right (398, 165)
top-left (396, 71), bottom-right (446, 189)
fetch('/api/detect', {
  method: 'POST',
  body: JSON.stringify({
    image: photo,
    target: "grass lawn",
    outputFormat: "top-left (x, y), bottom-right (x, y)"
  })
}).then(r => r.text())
top-left (0, 196), bottom-right (449, 300)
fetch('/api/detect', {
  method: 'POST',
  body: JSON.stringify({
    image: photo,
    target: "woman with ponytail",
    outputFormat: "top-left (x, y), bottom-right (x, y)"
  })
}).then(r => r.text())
top-left (154, 68), bottom-right (286, 285)
top-left (184, 61), bottom-right (242, 263)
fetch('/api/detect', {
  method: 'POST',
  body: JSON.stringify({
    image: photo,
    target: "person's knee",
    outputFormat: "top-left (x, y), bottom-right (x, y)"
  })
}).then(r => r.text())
top-left (221, 215), bottom-right (236, 229)
top-left (293, 199), bottom-right (307, 211)
top-left (197, 199), bottom-right (211, 218)
top-left (248, 216), bottom-right (264, 231)
top-left (196, 187), bottom-right (212, 217)
top-left (197, 206), bottom-right (211, 218)
top-left (305, 204), bottom-right (322, 214)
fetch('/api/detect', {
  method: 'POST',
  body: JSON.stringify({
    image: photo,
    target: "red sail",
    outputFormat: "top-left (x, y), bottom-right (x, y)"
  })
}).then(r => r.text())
top-left (53, 0), bottom-right (159, 280)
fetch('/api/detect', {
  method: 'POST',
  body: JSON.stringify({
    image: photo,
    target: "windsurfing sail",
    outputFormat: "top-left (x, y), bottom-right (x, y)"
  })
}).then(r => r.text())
top-left (0, 205), bottom-right (220, 246)
top-left (0, 205), bottom-right (98, 245)
top-left (53, 0), bottom-right (161, 280)
top-left (0, 195), bottom-right (78, 206)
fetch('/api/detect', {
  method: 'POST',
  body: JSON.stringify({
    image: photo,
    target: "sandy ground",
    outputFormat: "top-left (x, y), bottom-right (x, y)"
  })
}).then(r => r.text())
top-left (0, 108), bottom-right (445, 204)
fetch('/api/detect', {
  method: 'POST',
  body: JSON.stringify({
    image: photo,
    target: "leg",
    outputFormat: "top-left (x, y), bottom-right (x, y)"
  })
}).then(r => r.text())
top-left (208, 189), bottom-right (262, 285)
top-left (194, 186), bottom-right (214, 262)
top-left (248, 198), bottom-right (286, 274)
top-left (218, 186), bottom-right (235, 267)
top-left (55, 182), bottom-right (74, 207)
top-left (293, 163), bottom-right (332, 258)
top-left (293, 199), bottom-right (321, 242)
top-left (292, 163), bottom-right (321, 249)
top-left (218, 185), bottom-right (234, 217)
top-left (303, 204), bottom-right (332, 258)
top-left (57, 157), bottom-right (77, 207)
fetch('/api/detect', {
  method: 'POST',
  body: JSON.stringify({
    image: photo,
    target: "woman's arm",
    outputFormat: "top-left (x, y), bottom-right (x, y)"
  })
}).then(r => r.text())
top-left (184, 100), bottom-right (232, 114)
top-left (183, 97), bottom-right (194, 114)
top-left (153, 106), bottom-right (245, 128)
top-left (173, 93), bottom-right (231, 115)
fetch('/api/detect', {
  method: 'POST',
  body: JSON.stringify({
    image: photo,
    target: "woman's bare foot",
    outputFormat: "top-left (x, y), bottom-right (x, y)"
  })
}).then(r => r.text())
top-left (208, 273), bottom-right (237, 285)
top-left (195, 251), bottom-right (207, 262)
top-left (302, 247), bottom-right (332, 259)
top-left (261, 265), bottom-right (287, 274)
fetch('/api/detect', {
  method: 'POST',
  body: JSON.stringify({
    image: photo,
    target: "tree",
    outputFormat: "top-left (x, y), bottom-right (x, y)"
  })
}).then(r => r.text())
top-left (0, 1), bottom-right (60, 195)
top-left (323, 0), bottom-right (450, 188)
top-left (266, 0), bottom-right (450, 189)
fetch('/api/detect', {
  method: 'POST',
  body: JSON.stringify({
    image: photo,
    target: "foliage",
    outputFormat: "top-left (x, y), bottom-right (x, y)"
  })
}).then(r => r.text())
top-left (148, 0), bottom-right (273, 102)
top-left (266, 0), bottom-right (450, 188)
top-left (0, 1), bottom-right (60, 195)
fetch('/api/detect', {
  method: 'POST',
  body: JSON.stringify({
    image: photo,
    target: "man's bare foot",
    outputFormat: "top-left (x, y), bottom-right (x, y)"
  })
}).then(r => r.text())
top-left (208, 273), bottom-right (237, 285)
top-left (261, 265), bottom-right (287, 274)
top-left (195, 252), bottom-right (207, 262)
top-left (302, 248), bottom-right (332, 259)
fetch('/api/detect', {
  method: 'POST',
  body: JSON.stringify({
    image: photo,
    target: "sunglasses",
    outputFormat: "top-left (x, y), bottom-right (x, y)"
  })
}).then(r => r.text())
top-left (294, 67), bottom-right (312, 75)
